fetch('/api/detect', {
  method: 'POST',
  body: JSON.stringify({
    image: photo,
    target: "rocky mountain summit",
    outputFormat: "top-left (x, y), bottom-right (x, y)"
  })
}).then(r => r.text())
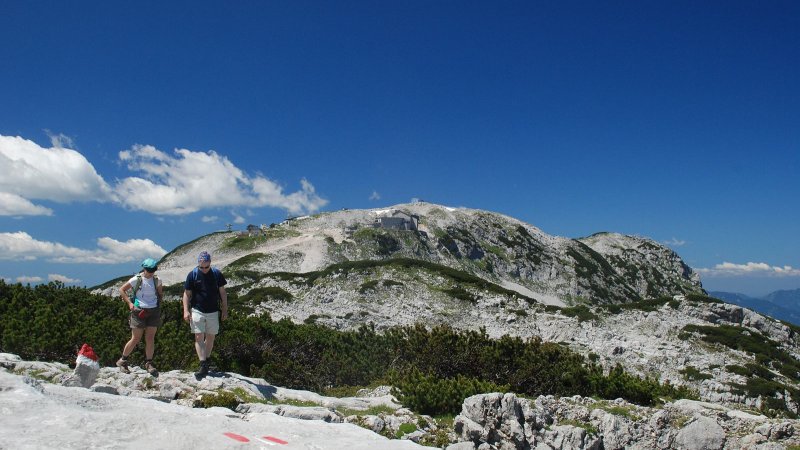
top-left (92, 203), bottom-right (800, 421)
top-left (121, 202), bottom-right (704, 306)
top-left (3, 352), bottom-right (799, 449)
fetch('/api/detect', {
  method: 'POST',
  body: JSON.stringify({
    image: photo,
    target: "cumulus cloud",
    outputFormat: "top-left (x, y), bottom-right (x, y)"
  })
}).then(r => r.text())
top-left (116, 145), bottom-right (328, 215)
top-left (201, 216), bottom-right (218, 223)
top-left (0, 192), bottom-right (54, 216)
top-left (696, 262), bottom-right (800, 277)
top-left (16, 276), bottom-right (43, 284)
top-left (369, 191), bottom-right (381, 201)
top-left (0, 134), bottom-right (329, 217)
top-left (48, 274), bottom-right (81, 284)
top-left (663, 237), bottom-right (686, 247)
top-left (0, 135), bottom-right (114, 216)
top-left (0, 231), bottom-right (166, 264)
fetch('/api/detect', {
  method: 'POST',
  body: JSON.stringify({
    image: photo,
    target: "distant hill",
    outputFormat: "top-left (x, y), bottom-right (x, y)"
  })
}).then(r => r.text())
top-left (709, 289), bottom-right (800, 325)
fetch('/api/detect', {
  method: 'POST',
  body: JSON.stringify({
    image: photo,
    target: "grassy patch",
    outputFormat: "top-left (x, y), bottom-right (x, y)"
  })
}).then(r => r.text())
top-left (557, 419), bottom-right (598, 435)
top-left (195, 390), bottom-right (240, 410)
top-left (396, 422), bottom-right (418, 438)
top-left (337, 404), bottom-right (398, 417)
top-left (226, 253), bottom-right (269, 271)
top-left (601, 405), bottom-right (636, 419)
top-left (221, 235), bottom-right (266, 251)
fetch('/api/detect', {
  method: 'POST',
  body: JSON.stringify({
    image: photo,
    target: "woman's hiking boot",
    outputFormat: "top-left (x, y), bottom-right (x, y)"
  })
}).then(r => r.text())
top-left (145, 360), bottom-right (158, 376)
top-left (116, 358), bottom-right (130, 374)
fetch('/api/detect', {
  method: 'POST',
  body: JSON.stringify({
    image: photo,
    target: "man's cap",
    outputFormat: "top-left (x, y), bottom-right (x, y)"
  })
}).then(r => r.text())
top-left (198, 251), bottom-right (211, 263)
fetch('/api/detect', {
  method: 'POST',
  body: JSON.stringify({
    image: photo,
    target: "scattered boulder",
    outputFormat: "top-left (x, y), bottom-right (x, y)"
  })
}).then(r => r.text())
top-left (673, 416), bottom-right (726, 450)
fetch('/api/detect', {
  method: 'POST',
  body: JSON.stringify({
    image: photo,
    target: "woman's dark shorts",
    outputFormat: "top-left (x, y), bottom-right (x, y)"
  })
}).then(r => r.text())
top-left (129, 306), bottom-right (162, 328)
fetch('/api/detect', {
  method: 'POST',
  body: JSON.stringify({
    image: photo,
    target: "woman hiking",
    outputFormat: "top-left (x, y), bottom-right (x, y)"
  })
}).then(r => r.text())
top-left (116, 258), bottom-right (163, 375)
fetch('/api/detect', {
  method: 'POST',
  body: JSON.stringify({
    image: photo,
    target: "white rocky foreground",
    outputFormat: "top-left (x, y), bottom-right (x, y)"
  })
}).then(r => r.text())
top-left (4, 353), bottom-right (800, 449)
top-left (0, 353), bottom-right (429, 450)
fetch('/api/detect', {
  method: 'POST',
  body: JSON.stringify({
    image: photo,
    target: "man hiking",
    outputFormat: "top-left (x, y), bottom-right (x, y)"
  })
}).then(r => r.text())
top-left (182, 251), bottom-right (228, 378)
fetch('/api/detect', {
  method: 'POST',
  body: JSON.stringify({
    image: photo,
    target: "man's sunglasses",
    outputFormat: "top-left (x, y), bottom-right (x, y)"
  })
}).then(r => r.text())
top-left (198, 265), bottom-right (211, 270)
top-left (144, 267), bottom-right (157, 273)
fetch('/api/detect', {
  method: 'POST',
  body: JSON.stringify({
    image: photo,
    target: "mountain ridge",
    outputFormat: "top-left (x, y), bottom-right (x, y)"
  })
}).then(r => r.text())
top-left (110, 202), bottom-right (704, 308)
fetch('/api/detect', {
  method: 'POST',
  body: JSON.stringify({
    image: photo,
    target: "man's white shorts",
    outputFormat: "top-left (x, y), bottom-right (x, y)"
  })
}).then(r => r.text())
top-left (190, 309), bottom-right (220, 335)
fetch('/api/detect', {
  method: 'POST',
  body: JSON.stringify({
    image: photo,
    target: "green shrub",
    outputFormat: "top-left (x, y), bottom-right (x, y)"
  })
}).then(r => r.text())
top-left (680, 366), bottom-right (713, 381)
top-left (162, 282), bottom-right (186, 297)
top-left (391, 368), bottom-right (509, 416)
top-left (683, 324), bottom-right (797, 376)
top-left (726, 364), bottom-right (750, 377)
top-left (686, 294), bottom-right (723, 304)
top-left (239, 286), bottom-right (293, 303)
top-left (562, 305), bottom-right (598, 322)
top-left (442, 286), bottom-right (477, 303)
top-left (0, 281), bottom-right (695, 416)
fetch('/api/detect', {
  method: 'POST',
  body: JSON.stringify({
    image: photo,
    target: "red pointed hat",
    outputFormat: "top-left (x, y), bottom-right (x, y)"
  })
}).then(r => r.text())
top-left (78, 344), bottom-right (99, 361)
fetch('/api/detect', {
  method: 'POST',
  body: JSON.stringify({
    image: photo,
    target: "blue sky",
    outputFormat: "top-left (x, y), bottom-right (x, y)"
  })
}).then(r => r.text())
top-left (1, 1), bottom-right (798, 297)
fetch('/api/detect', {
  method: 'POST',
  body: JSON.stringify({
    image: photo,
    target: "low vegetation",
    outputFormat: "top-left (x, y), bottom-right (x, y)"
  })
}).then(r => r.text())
top-left (0, 281), bottom-right (697, 417)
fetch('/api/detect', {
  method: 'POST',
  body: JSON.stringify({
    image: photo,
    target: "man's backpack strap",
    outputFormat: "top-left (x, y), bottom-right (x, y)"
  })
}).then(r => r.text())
top-left (192, 266), bottom-right (221, 286)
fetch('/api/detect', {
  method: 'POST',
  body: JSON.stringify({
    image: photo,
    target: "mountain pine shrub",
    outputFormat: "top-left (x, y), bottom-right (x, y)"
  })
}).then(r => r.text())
top-left (0, 281), bottom-right (701, 415)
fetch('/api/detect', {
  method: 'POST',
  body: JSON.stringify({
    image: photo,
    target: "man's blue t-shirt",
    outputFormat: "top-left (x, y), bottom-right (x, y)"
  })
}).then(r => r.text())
top-left (184, 268), bottom-right (227, 313)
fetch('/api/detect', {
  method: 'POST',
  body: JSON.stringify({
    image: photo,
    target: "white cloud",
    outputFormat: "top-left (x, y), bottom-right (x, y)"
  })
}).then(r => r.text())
top-left (232, 212), bottom-right (246, 224)
top-left (696, 261), bottom-right (800, 277)
top-left (116, 145), bottom-right (328, 215)
top-left (369, 191), bottom-right (381, 201)
top-left (0, 135), bottom-right (329, 218)
top-left (45, 130), bottom-right (76, 149)
top-left (0, 192), bottom-right (54, 216)
top-left (663, 237), bottom-right (686, 247)
top-left (16, 276), bottom-right (43, 284)
top-left (202, 216), bottom-right (218, 223)
top-left (48, 274), bottom-right (81, 284)
top-left (0, 231), bottom-right (166, 264)
top-left (0, 135), bottom-right (114, 215)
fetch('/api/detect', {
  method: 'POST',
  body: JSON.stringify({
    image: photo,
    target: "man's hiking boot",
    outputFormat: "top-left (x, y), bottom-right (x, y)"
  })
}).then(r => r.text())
top-left (145, 361), bottom-right (158, 376)
top-left (116, 358), bottom-right (130, 374)
top-left (194, 360), bottom-right (209, 378)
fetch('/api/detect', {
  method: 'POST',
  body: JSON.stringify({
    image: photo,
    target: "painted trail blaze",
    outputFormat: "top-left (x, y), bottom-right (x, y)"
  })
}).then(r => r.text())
top-left (223, 432), bottom-right (250, 443)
